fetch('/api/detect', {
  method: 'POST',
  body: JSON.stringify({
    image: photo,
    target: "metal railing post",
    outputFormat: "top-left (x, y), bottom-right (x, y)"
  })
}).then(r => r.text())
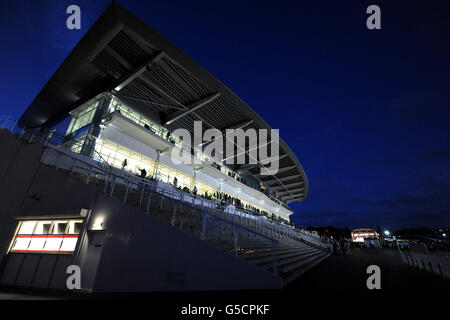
top-left (124, 181), bottom-right (130, 203)
top-left (55, 152), bottom-right (62, 170)
top-left (200, 212), bottom-right (207, 240)
top-left (146, 185), bottom-right (153, 215)
top-left (10, 120), bottom-right (17, 132)
top-left (1, 115), bottom-right (10, 129)
top-left (240, 212), bottom-right (242, 235)
top-left (109, 177), bottom-right (116, 197)
top-left (103, 174), bottom-right (109, 193)
top-left (160, 189), bottom-right (165, 209)
top-left (86, 166), bottom-right (93, 184)
top-left (233, 225), bottom-right (239, 257)
top-left (139, 183), bottom-right (145, 206)
top-left (171, 202), bottom-right (177, 226)
top-left (70, 158), bottom-right (77, 175)
top-left (272, 241), bottom-right (278, 276)
top-left (220, 212), bottom-right (223, 240)
top-left (18, 126), bottom-right (26, 141)
top-left (28, 131), bottom-right (35, 144)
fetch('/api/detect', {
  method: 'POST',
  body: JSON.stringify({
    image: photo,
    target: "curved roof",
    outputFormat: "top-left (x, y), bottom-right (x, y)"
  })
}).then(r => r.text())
top-left (18, 2), bottom-right (308, 204)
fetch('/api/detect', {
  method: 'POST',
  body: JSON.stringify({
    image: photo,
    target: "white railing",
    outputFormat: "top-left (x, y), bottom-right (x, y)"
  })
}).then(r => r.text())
top-left (399, 249), bottom-right (450, 279)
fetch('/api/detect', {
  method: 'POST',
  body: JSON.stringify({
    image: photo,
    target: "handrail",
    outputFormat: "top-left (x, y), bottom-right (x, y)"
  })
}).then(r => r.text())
top-left (0, 117), bottom-right (330, 250)
top-left (201, 210), bottom-right (279, 244)
top-left (0, 117), bottom-right (114, 175)
top-left (48, 141), bottom-right (328, 249)
top-left (201, 210), bottom-right (279, 275)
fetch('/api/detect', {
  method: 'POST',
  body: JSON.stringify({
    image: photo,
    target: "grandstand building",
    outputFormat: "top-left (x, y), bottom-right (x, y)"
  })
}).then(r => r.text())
top-left (0, 3), bottom-right (330, 292)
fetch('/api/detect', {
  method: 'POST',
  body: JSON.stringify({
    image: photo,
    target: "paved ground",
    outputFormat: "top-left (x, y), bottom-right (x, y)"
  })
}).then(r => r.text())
top-left (285, 247), bottom-right (449, 295)
top-left (0, 248), bottom-right (448, 300)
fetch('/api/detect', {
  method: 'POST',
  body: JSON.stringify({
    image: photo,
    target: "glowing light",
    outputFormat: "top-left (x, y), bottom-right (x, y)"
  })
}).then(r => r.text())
top-left (384, 230), bottom-right (390, 236)
top-left (92, 217), bottom-right (104, 230)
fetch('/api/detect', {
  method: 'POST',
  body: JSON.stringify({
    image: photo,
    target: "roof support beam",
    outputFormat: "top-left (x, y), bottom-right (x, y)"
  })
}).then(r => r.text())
top-left (114, 51), bottom-right (166, 91)
top-left (237, 154), bottom-right (288, 170)
top-left (139, 76), bottom-right (185, 108)
top-left (281, 194), bottom-right (304, 201)
top-left (222, 139), bottom-right (276, 162)
top-left (275, 188), bottom-right (305, 196)
top-left (236, 163), bottom-right (259, 170)
top-left (261, 174), bottom-right (302, 185)
top-left (255, 165), bottom-right (296, 176)
top-left (162, 92), bottom-right (221, 125)
top-left (104, 45), bottom-right (133, 69)
top-left (197, 119), bottom-right (253, 147)
top-left (229, 119), bottom-right (254, 130)
top-left (269, 183), bottom-right (304, 192)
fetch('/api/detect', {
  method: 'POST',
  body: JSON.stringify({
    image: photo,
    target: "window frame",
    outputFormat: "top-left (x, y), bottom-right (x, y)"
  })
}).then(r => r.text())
top-left (8, 218), bottom-right (84, 255)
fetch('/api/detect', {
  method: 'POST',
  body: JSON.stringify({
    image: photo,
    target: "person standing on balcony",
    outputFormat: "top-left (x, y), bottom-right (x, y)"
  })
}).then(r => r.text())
top-left (122, 158), bottom-right (128, 170)
top-left (139, 168), bottom-right (147, 179)
top-left (193, 185), bottom-right (198, 196)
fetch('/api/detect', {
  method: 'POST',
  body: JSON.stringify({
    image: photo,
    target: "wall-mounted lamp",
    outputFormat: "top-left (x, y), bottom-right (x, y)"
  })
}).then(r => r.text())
top-left (91, 216), bottom-right (104, 230)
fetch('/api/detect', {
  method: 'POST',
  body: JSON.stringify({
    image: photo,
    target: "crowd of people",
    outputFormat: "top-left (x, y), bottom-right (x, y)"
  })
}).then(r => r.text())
top-left (169, 175), bottom-right (271, 218)
top-left (329, 238), bottom-right (352, 255)
top-left (120, 158), bottom-right (298, 227)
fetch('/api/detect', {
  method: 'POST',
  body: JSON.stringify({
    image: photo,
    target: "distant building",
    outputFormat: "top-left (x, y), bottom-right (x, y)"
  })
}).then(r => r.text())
top-left (351, 228), bottom-right (379, 243)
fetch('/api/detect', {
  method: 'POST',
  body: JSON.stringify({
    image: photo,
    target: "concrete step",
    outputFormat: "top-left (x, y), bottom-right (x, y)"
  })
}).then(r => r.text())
top-left (281, 251), bottom-right (330, 285)
top-left (242, 246), bottom-right (315, 264)
top-left (261, 249), bottom-right (322, 271)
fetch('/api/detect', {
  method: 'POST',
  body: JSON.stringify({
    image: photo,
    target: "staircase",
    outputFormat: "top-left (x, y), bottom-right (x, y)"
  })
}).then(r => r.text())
top-left (241, 239), bottom-right (330, 285)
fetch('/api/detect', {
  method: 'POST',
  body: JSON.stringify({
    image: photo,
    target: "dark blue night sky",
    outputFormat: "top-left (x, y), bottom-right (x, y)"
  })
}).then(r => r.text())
top-left (1, 0), bottom-right (449, 230)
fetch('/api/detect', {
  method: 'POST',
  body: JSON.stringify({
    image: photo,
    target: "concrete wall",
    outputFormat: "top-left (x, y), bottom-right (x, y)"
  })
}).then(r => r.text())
top-left (0, 130), bottom-right (98, 289)
top-left (0, 130), bottom-right (281, 291)
top-left (90, 193), bottom-right (281, 292)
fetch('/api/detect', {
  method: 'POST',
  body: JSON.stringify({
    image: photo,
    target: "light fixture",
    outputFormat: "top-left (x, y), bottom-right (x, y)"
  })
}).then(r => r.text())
top-left (384, 230), bottom-right (390, 236)
top-left (92, 217), bottom-right (104, 230)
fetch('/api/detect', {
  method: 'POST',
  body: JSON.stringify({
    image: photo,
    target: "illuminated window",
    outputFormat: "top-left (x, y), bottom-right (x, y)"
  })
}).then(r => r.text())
top-left (66, 100), bottom-right (99, 136)
top-left (94, 138), bottom-right (157, 177)
top-left (107, 96), bottom-right (169, 139)
top-left (9, 219), bottom-right (83, 254)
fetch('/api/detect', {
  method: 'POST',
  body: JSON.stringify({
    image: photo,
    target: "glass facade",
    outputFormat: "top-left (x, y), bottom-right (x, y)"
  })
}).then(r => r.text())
top-left (95, 137), bottom-right (156, 177)
top-left (107, 96), bottom-right (170, 140)
top-left (66, 99), bottom-right (99, 137)
top-left (106, 96), bottom-right (257, 188)
top-left (92, 137), bottom-right (268, 212)
top-left (62, 95), bottom-right (261, 192)
top-left (62, 94), bottom-right (289, 217)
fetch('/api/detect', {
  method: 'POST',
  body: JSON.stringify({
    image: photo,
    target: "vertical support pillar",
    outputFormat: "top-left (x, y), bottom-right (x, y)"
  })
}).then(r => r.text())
top-left (153, 149), bottom-right (161, 179)
top-left (193, 167), bottom-right (198, 190)
top-left (81, 93), bottom-right (112, 158)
